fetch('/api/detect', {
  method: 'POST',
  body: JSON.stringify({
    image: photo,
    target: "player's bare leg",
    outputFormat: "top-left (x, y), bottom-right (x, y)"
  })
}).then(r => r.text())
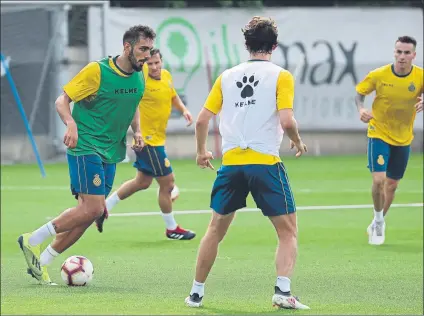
top-left (156, 174), bottom-right (195, 240)
top-left (18, 194), bottom-right (104, 283)
top-left (156, 173), bottom-right (175, 215)
top-left (97, 171), bottom-right (153, 232)
top-left (51, 222), bottom-right (93, 253)
top-left (49, 194), bottom-right (105, 233)
top-left (367, 172), bottom-right (386, 245)
top-left (185, 211), bottom-right (235, 307)
top-left (39, 197), bottom-right (89, 265)
top-left (269, 213), bottom-right (309, 310)
top-left (269, 214), bottom-right (297, 280)
top-left (371, 172), bottom-right (386, 212)
top-left (46, 217), bottom-right (94, 265)
top-left (31, 219), bottom-right (94, 285)
top-left (116, 171), bottom-right (153, 200)
top-left (382, 178), bottom-right (400, 216)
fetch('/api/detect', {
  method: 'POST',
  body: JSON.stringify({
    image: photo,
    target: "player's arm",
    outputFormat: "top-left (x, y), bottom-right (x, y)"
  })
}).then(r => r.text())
top-left (276, 71), bottom-right (307, 157)
top-left (355, 70), bottom-right (376, 122)
top-left (195, 74), bottom-right (223, 169)
top-left (171, 93), bottom-right (186, 113)
top-left (55, 92), bottom-right (75, 127)
top-left (172, 93), bottom-right (193, 126)
top-left (56, 62), bottom-right (100, 125)
top-left (130, 107), bottom-right (141, 135)
top-left (167, 72), bottom-right (182, 111)
top-left (62, 62), bottom-right (101, 105)
top-left (57, 61), bottom-right (100, 125)
top-left (55, 62), bottom-right (101, 148)
top-left (130, 107), bottom-right (144, 151)
top-left (55, 92), bottom-right (78, 149)
top-left (169, 73), bottom-right (192, 126)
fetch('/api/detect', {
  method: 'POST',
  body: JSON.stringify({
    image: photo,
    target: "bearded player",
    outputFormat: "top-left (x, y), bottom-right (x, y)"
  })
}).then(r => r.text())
top-left (18, 25), bottom-right (155, 284)
top-left (355, 35), bottom-right (423, 245)
top-left (98, 49), bottom-right (196, 240)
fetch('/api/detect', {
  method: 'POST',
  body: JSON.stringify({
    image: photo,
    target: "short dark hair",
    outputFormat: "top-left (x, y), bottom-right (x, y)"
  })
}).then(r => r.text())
top-left (150, 48), bottom-right (162, 59)
top-left (242, 16), bottom-right (278, 54)
top-left (396, 36), bottom-right (417, 47)
top-left (123, 25), bottom-right (156, 46)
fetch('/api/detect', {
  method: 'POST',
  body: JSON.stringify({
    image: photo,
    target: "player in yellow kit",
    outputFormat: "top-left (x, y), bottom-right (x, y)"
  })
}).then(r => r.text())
top-left (96, 49), bottom-right (196, 240)
top-left (355, 35), bottom-right (423, 245)
top-left (185, 17), bottom-right (309, 309)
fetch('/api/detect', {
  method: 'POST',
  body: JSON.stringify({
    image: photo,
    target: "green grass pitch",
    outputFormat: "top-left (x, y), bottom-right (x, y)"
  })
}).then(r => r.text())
top-left (1, 154), bottom-right (423, 315)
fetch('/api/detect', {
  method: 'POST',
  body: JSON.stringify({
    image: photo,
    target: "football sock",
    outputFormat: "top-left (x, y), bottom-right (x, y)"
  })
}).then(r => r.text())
top-left (162, 213), bottom-right (178, 230)
top-left (276, 276), bottom-right (291, 294)
top-left (106, 191), bottom-right (121, 213)
top-left (40, 245), bottom-right (59, 267)
top-left (190, 280), bottom-right (205, 297)
top-left (374, 209), bottom-right (384, 223)
top-left (29, 221), bottom-right (56, 247)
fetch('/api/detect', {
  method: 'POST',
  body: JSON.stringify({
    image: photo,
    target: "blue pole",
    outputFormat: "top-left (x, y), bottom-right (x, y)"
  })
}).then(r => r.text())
top-left (1, 53), bottom-right (46, 178)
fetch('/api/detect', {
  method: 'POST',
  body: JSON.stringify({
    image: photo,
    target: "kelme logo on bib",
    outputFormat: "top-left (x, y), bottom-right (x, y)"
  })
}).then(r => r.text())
top-left (236, 75), bottom-right (259, 99)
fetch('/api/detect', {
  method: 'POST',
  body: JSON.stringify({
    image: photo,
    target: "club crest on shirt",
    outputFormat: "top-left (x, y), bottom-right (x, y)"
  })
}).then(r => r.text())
top-left (93, 174), bottom-right (102, 187)
top-left (408, 82), bottom-right (416, 92)
top-left (164, 158), bottom-right (171, 168)
top-left (85, 93), bottom-right (97, 102)
top-left (377, 155), bottom-right (385, 166)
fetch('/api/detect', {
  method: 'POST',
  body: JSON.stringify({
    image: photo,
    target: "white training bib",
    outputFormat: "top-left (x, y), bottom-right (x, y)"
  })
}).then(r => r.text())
top-left (219, 61), bottom-right (285, 157)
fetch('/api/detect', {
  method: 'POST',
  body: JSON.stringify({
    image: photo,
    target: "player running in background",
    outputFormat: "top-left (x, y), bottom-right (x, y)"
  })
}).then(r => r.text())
top-left (17, 25), bottom-right (156, 284)
top-left (355, 35), bottom-right (423, 246)
top-left (98, 49), bottom-right (196, 241)
top-left (184, 16), bottom-right (310, 310)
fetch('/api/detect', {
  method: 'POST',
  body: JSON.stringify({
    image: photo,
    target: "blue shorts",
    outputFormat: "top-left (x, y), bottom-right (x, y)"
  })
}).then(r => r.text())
top-left (210, 163), bottom-right (296, 216)
top-left (133, 145), bottom-right (173, 177)
top-left (367, 138), bottom-right (410, 180)
top-left (67, 153), bottom-right (116, 199)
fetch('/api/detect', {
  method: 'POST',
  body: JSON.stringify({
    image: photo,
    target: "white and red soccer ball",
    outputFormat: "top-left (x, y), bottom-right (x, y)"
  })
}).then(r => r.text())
top-left (60, 255), bottom-right (94, 286)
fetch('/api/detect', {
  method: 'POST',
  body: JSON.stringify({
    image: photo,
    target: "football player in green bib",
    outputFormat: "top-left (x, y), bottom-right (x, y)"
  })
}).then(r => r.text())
top-left (17, 25), bottom-right (155, 285)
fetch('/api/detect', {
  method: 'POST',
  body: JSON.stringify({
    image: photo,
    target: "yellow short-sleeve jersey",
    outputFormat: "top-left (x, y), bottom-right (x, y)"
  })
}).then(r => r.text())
top-left (356, 64), bottom-right (423, 146)
top-left (276, 70), bottom-right (295, 110)
top-left (63, 58), bottom-right (131, 103)
top-left (204, 70), bottom-right (294, 165)
top-left (63, 62), bottom-right (101, 103)
top-left (139, 67), bottom-right (177, 146)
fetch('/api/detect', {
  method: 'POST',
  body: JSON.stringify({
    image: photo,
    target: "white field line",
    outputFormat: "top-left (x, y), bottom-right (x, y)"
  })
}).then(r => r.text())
top-left (109, 203), bottom-right (423, 217)
top-left (1, 186), bottom-right (423, 194)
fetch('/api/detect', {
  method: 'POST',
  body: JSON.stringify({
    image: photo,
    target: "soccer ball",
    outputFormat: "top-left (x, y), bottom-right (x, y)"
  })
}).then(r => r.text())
top-left (60, 255), bottom-right (94, 286)
top-left (157, 185), bottom-right (180, 202)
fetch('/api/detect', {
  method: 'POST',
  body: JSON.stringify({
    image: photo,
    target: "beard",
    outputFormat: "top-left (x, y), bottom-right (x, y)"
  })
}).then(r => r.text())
top-left (128, 48), bottom-right (146, 72)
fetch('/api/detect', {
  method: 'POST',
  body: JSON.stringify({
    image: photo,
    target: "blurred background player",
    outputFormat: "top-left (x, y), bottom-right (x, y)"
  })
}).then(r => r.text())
top-left (185, 16), bottom-right (310, 310)
top-left (17, 25), bottom-right (155, 284)
top-left (355, 35), bottom-right (423, 246)
top-left (98, 48), bottom-right (196, 240)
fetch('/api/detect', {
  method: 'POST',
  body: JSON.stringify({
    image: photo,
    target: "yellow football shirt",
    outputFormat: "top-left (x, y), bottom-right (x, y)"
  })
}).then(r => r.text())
top-left (204, 69), bottom-right (295, 166)
top-left (356, 64), bottom-right (423, 146)
top-left (139, 66), bottom-right (177, 146)
top-left (63, 57), bottom-right (130, 102)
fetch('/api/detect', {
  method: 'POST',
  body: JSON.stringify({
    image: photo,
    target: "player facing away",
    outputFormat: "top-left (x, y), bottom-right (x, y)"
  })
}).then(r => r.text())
top-left (184, 16), bottom-right (310, 310)
top-left (97, 48), bottom-right (196, 240)
top-left (17, 25), bottom-right (156, 284)
top-left (355, 35), bottom-right (423, 246)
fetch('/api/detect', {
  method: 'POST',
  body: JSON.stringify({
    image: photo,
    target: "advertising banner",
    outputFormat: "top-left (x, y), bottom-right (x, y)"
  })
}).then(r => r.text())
top-left (89, 7), bottom-right (423, 131)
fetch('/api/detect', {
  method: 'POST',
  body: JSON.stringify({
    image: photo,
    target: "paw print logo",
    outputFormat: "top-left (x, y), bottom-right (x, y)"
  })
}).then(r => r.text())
top-left (236, 75), bottom-right (259, 99)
